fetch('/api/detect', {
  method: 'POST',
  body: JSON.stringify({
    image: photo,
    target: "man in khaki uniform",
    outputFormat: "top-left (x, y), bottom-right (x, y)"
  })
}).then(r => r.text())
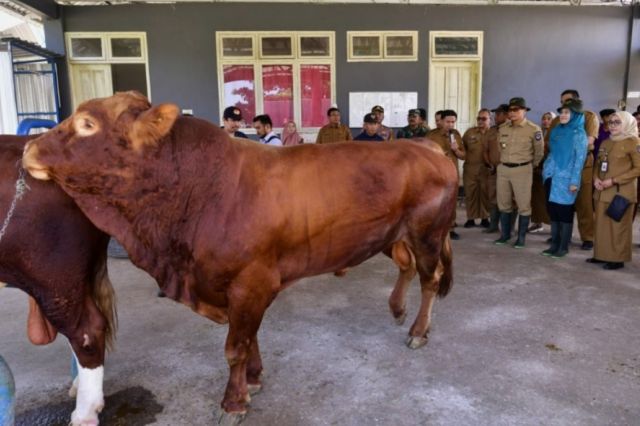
top-left (482, 104), bottom-right (509, 233)
top-left (316, 107), bottom-right (353, 144)
top-left (549, 89), bottom-right (599, 250)
top-left (494, 97), bottom-right (544, 248)
top-left (428, 109), bottom-right (465, 240)
top-left (462, 108), bottom-right (491, 228)
top-left (371, 105), bottom-right (394, 141)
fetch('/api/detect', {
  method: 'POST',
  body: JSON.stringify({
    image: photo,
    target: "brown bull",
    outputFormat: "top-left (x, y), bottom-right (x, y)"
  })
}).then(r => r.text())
top-left (23, 92), bottom-right (458, 422)
top-left (0, 135), bottom-right (116, 425)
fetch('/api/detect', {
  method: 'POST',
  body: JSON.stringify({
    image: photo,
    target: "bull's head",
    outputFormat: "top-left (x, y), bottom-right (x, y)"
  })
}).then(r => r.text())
top-left (23, 91), bottom-right (179, 182)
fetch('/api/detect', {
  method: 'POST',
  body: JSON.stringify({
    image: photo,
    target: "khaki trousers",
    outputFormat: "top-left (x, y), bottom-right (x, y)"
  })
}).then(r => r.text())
top-left (497, 163), bottom-right (533, 215)
top-left (575, 157), bottom-right (594, 242)
top-left (463, 163), bottom-right (488, 220)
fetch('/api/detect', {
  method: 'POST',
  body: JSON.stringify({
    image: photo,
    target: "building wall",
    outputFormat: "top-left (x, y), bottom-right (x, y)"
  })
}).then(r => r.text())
top-left (45, 3), bottom-right (635, 125)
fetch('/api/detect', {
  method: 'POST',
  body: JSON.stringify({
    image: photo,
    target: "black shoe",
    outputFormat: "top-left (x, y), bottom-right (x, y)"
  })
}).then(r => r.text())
top-left (480, 219), bottom-right (490, 228)
top-left (586, 257), bottom-right (605, 264)
top-left (603, 262), bottom-right (624, 270)
top-left (449, 231), bottom-right (460, 240)
top-left (157, 290), bottom-right (166, 297)
top-left (546, 237), bottom-right (552, 243)
top-left (463, 220), bottom-right (476, 228)
top-left (581, 241), bottom-right (593, 250)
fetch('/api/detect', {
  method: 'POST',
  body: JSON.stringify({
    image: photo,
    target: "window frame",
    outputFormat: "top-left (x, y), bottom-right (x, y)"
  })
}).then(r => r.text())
top-left (430, 31), bottom-right (483, 60)
top-left (216, 31), bottom-right (336, 133)
top-left (65, 32), bottom-right (151, 107)
top-left (347, 31), bottom-right (418, 62)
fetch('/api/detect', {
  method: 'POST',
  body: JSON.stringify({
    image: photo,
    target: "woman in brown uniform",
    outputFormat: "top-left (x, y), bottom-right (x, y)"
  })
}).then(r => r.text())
top-left (588, 111), bottom-right (640, 270)
top-left (529, 111), bottom-right (555, 233)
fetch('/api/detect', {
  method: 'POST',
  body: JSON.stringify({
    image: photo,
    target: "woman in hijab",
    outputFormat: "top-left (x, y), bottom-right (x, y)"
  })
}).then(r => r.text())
top-left (541, 100), bottom-right (588, 258)
top-left (529, 111), bottom-right (557, 234)
top-left (281, 120), bottom-right (304, 146)
top-left (588, 111), bottom-right (640, 270)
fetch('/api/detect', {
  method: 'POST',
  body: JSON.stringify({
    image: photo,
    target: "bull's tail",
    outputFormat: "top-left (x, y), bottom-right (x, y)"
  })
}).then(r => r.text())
top-left (91, 252), bottom-right (118, 351)
top-left (437, 234), bottom-right (453, 298)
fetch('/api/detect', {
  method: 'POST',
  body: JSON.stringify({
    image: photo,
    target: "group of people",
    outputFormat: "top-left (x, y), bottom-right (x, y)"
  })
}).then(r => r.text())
top-left (220, 106), bottom-right (304, 146)
top-left (219, 89), bottom-right (640, 271)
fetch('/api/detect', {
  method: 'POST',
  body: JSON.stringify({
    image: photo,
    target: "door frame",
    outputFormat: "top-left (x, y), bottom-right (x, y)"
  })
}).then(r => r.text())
top-left (428, 31), bottom-right (483, 131)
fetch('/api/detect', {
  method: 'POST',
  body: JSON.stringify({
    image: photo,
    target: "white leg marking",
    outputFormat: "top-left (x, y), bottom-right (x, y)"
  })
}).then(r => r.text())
top-left (70, 364), bottom-right (104, 426)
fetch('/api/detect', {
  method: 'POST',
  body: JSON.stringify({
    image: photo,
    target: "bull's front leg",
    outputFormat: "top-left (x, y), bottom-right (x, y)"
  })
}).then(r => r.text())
top-left (219, 266), bottom-right (277, 424)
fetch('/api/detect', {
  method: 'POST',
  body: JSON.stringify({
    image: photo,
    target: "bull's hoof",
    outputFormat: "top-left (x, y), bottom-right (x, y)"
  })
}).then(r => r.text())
top-left (217, 410), bottom-right (246, 426)
top-left (393, 311), bottom-right (407, 326)
top-left (247, 383), bottom-right (262, 396)
top-left (405, 335), bottom-right (428, 349)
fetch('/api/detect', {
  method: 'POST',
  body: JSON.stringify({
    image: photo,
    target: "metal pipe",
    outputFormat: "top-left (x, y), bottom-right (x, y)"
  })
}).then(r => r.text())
top-left (622, 4), bottom-right (636, 111)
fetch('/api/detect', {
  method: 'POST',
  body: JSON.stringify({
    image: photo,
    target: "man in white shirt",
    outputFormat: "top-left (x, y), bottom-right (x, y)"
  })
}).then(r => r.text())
top-left (252, 115), bottom-right (282, 146)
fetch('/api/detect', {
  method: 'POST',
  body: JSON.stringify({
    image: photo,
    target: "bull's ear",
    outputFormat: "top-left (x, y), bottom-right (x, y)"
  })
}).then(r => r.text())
top-left (130, 103), bottom-right (180, 151)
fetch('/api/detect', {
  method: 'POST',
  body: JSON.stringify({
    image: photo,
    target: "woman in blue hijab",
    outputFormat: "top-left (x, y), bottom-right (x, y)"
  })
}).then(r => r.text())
top-left (541, 99), bottom-right (588, 258)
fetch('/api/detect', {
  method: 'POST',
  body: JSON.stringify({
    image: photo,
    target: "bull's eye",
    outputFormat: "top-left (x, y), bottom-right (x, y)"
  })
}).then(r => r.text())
top-left (74, 115), bottom-right (100, 137)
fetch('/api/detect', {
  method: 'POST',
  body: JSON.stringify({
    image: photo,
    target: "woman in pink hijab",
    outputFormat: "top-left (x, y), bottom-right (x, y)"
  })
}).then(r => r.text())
top-left (281, 120), bottom-right (304, 146)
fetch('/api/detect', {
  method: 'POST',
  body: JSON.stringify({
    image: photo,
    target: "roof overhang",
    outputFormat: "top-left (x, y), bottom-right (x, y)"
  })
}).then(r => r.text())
top-left (53, 0), bottom-right (633, 6)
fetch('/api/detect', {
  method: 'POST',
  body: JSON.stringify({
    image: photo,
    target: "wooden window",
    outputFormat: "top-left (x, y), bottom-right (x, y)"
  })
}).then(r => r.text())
top-left (430, 31), bottom-right (483, 59)
top-left (216, 31), bottom-right (336, 131)
top-left (348, 31), bottom-right (418, 62)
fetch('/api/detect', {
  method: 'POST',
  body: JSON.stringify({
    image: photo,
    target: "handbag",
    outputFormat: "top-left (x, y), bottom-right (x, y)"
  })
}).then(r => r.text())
top-left (605, 185), bottom-right (631, 222)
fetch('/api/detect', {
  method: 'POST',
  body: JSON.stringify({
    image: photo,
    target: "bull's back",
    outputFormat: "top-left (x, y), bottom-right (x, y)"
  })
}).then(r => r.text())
top-left (230, 140), bottom-right (457, 280)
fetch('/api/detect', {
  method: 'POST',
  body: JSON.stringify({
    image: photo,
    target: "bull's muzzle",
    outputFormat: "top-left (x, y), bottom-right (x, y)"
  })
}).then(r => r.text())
top-left (22, 142), bottom-right (51, 181)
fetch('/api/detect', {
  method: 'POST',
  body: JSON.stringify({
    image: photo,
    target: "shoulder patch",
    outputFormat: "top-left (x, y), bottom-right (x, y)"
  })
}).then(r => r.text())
top-left (535, 131), bottom-right (542, 141)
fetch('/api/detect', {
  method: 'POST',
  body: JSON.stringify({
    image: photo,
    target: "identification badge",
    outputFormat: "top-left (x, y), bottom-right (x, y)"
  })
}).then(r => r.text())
top-left (600, 161), bottom-right (608, 173)
top-left (500, 142), bottom-right (507, 149)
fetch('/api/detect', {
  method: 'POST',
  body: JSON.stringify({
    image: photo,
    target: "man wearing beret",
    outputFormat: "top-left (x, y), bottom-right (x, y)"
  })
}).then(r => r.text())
top-left (494, 97), bottom-right (544, 248)
top-left (221, 106), bottom-right (249, 139)
top-left (396, 108), bottom-right (430, 139)
top-left (354, 113), bottom-right (385, 141)
top-left (549, 89), bottom-right (599, 251)
top-left (371, 105), bottom-right (394, 141)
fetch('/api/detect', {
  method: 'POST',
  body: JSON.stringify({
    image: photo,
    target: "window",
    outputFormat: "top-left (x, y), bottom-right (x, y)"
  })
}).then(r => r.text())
top-left (65, 32), bottom-right (150, 108)
top-left (217, 31), bottom-right (335, 131)
top-left (348, 31), bottom-right (418, 62)
top-left (430, 31), bottom-right (483, 59)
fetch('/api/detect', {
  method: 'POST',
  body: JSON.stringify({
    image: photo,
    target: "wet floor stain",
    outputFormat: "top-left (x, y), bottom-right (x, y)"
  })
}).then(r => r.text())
top-left (16, 385), bottom-right (163, 426)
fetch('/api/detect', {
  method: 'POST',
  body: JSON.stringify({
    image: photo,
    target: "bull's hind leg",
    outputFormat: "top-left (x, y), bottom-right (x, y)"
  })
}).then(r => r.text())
top-left (388, 241), bottom-right (417, 325)
top-left (406, 246), bottom-right (445, 350)
top-left (246, 335), bottom-right (263, 395)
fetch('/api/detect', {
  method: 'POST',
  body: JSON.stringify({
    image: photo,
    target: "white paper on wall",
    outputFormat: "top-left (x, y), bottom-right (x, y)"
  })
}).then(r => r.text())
top-left (349, 92), bottom-right (418, 128)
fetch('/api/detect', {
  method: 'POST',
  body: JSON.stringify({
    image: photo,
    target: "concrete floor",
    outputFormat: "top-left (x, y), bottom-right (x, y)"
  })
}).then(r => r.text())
top-left (1, 208), bottom-right (639, 426)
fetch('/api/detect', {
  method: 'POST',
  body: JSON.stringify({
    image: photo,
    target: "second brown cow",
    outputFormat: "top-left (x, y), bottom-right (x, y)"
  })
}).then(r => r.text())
top-left (23, 92), bottom-right (458, 422)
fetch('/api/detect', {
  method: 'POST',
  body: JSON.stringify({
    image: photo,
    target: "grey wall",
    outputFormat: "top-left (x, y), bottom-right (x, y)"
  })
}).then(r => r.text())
top-left (47, 3), bottom-right (635, 124)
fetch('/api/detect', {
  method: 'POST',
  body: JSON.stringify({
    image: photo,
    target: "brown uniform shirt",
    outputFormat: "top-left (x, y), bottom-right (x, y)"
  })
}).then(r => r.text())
top-left (315, 123), bottom-right (353, 144)
top-left (594, 136), bottom-right (640, 203)
top-left (463, 127), bottom-right (490, 165)
top-left (428, 128), bottom-right (464, 166)
top-left (484, 126), bottom-right (501, 167)
top-left (498, 119), bottom-right (544, 167)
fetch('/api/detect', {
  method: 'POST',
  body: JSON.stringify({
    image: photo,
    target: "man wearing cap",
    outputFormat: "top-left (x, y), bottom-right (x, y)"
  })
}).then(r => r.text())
top-left (427, 109), bottom-right (465, 240)
top-left (494, 97), bottom-right (544, 248)
top-left (462, 108), bottom-right (492, 228)
top-left (482, 104), bottom-right (509, 233)
top-left (397, 108), bottom-right (430, 139)
top-left (221, 106), bottom-right (249, 139)
top-left (252, 114), bottom-right (283, 146)
top-left (371, 105), bottom-right (394, 141)
top-left (549, 89), bottom-right (599, 250)
top-left (354, 113), bottom-right (385, 141)
top-left (316, 107), bottom-right (353, 144)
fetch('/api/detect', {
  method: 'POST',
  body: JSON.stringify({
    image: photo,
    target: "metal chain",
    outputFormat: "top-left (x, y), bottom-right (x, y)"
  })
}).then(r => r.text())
top-left (0, 167), bottom-right (30, 244)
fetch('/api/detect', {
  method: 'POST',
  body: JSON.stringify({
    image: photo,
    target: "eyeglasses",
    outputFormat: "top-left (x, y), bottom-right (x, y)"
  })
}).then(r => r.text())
top-left (508, 107), bottom-right (522, 112)
top-left (608, 120), bottom-right (622, 126)
top-left (476, 117), bottom-right (489, 121)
